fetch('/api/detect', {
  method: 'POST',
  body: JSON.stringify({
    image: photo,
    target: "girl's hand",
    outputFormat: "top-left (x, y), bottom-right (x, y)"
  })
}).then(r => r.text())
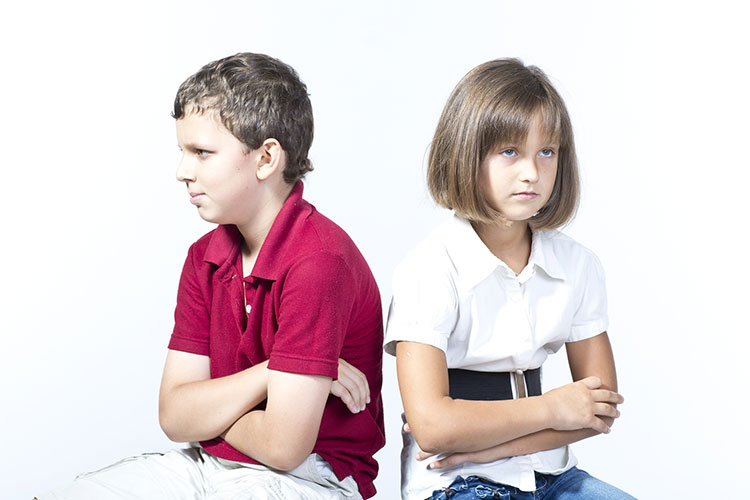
top-left (404, 421), bottom-right (504, 468)
top-left (421, 448), bottom-right (505, 469)
top-left (544, 376), bottom-right (623, 434)
top-left (330, 359), bottom-right (370, 413)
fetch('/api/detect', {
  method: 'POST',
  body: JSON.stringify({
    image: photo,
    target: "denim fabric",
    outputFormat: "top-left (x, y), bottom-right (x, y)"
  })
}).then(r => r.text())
top-left (426, 467), bottom-right (636, 500)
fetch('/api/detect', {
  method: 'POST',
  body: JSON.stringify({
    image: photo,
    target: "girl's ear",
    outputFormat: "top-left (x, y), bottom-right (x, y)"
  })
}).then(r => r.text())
top-left (256, 138), bottom-right (284, 181)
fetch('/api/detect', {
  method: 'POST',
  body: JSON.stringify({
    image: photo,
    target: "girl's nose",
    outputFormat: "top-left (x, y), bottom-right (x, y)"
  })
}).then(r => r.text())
top-left (519, 157), bottom-right (540, 183)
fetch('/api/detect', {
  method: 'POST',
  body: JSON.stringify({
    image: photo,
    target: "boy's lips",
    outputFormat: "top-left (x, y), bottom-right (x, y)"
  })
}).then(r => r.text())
top-left (189, 192), bottom-right (205, 205)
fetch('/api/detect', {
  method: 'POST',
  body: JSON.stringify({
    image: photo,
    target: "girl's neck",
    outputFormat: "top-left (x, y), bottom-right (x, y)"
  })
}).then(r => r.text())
top-left (471, 220), bottom-right (532, 275)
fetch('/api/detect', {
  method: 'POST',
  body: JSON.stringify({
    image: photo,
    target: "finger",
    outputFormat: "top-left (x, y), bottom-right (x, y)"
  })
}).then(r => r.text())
top-left (428, 454), bottom-right (461, 470)
top-left (336, 367), bottom-right (366, 410)
top-left (337, 371), bottom-right (363, 408)
top-left (403, 422), bottom-right (412, 434)
top-left (593, 402), bottom-right (621, 419)
top-left (337, 360), bottom-right (369, 409)
top-left (350, 363), bottom-right (371, 405)
top-left (590, 416), bottom-right (611, 434)
top-left (579, 376), bottom-right (602, 390)
top-left (416, 450), bottom-right (435, 461)
top-left (591, 389), bottom-right (624, 404)
top-left (330, 380), bottom-right (359, 413)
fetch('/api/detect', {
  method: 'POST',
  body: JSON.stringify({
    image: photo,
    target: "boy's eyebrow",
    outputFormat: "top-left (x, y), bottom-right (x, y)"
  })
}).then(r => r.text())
top-left (179, 141), bottom-right (212, 151)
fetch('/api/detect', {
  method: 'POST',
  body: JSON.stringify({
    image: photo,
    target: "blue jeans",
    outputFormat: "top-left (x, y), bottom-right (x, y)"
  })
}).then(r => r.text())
top-left (426, 468), bottom-right (636, 500)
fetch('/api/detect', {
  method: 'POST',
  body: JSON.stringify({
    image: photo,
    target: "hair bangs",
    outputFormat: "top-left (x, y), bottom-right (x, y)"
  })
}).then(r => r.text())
top-left (483, 91), bottom-right (563, 156)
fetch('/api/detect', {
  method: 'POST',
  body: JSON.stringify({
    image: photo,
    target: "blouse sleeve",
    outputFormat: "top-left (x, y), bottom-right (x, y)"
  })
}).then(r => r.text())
top-left (568, 250), bottom-right (609, 342)
top-left (384, 249), bottom-right (458, 355)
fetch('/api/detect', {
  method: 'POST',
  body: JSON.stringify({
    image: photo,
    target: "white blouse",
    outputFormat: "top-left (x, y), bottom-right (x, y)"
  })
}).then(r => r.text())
top-left (384, 215), bottom-right (608, 497)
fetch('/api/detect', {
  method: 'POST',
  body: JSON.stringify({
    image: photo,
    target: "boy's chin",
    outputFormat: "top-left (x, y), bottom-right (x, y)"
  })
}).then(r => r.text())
top-left (195, 207), bottom-right (223, 225)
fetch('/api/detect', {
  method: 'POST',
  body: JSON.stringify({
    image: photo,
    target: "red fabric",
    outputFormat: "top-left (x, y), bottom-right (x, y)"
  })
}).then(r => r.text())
top-left (168, 182), bottom-right (385, 498)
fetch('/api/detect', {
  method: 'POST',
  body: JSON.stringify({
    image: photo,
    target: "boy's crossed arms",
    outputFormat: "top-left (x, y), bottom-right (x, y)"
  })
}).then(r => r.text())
top-left (160, 350), bottom-right (370, 471)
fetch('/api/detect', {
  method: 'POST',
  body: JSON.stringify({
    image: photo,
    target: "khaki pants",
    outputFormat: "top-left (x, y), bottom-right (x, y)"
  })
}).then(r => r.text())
top-left (39, 446), bottom-right (362, 500)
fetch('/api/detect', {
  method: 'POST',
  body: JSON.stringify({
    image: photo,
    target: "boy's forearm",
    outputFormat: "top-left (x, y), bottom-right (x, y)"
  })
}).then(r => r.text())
top-left (221, 409), bottom-right (311, 471)
top-left (221, 370), bottom-right (332, 471)
top-left (159, 361), bottom-right (269, 443)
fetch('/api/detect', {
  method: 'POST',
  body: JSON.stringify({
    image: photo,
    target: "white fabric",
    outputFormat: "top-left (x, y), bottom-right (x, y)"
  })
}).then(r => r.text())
top-left (39, 447), bottom-right (362, 500)
top-left (384, 215), bottom-right (608, 498)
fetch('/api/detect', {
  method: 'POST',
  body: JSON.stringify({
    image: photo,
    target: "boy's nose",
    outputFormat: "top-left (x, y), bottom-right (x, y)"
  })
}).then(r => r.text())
top-left (176, 155), bottom-right (195, 183)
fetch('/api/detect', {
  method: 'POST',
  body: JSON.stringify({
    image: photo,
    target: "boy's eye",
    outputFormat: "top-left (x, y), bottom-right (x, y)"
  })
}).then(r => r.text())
top-left (196, 149), bottom-right (210, 157)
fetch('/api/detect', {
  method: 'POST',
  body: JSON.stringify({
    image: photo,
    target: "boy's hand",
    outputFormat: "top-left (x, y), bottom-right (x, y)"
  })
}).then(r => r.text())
top-left (330, 359), bottom-right (370, 413)
top-left (544, 376), bottom-right (623, 434)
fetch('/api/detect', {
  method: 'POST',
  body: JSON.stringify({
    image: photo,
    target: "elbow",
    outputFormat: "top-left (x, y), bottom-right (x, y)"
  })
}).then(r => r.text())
top-left (413, 433), bottom-right (448, 455)
top-left (262, 445), bottom-right (311, 472)
top-left (412, 427), bottom-right (460, 455)
top-left (158, 396), bottom-right (190, 443)
top-left (158, 406), bottom-right (182, 442)
top-left (407, 409), bottom-right (460, 454)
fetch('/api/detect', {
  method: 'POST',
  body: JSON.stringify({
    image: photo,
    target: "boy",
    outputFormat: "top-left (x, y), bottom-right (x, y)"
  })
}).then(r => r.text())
top-left (39, 53), bottom-right (385, 499)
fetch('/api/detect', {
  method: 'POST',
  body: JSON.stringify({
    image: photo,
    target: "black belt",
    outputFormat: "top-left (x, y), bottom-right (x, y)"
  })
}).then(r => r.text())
top-left (448, 368), bottom-right (542, 401)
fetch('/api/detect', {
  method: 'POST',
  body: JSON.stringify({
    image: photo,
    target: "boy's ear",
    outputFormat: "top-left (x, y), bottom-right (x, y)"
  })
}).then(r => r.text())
top-left (255, 138), bottom-right (284, 181)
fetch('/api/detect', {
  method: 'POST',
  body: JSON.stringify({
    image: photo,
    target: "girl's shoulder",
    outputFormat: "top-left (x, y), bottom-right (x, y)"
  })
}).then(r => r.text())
top-left (394, 219), bottom-right (456, 280)
top-left (533, 229), bottom-right (604, 277)
top-left (393, 215), bottom-right (481, 280)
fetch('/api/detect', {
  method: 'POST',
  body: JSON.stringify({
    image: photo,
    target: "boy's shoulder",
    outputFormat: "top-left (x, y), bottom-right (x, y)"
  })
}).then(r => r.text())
top-left (265, 193), bottom-right (366, 271)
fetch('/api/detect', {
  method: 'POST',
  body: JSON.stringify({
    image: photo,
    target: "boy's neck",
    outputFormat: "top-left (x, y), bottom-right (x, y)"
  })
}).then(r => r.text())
top-left (238, 182), bottom-right (295, 277)
top-left (471, 220), bottom-right (532, 275)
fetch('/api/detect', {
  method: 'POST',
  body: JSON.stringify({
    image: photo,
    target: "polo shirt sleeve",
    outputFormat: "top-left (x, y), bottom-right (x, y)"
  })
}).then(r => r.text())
top-left (267, 251), bottom-right (355, 379)
top-left (384, 251), bottom-right (458, 355)
top-left (568, 250), bottom-right (609, 343)
top-left (168, 244), bottom-right (211, 356)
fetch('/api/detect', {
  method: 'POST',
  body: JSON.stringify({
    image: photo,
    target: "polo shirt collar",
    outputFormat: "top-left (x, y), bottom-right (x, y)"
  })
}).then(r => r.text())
top-left (251, 181), bottom-right (309, 281)
top-left (443, 215), bottom-right (566, 289)
top-left (202, 181), bottom-right (310, 282)
top-left (204, 224), bottom-right (242, 273)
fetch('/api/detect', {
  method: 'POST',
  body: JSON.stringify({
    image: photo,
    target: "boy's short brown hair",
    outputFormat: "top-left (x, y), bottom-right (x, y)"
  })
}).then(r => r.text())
top-left (173, 53), bottom-right (314, 185)
top-left (427, 58), bottom-right (579, 229)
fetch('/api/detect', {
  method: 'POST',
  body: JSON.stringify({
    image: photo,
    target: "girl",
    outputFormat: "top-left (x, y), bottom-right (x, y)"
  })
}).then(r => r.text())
top-left (384, 59), bottom-right (635, 500)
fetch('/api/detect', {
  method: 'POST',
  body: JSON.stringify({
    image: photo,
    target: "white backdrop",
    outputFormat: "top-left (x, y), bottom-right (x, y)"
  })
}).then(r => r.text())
top-left (2, 1), bottom-right (748, 498)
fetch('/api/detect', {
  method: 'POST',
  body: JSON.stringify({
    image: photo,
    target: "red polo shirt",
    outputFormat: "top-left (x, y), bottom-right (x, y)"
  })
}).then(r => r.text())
top-left (168, 181), bottom-right (385, 498)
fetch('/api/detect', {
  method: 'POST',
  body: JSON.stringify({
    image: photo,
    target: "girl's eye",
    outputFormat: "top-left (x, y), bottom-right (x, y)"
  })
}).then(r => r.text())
top-left (500, 148), bottom-right (517, 157)
top-left (539, 148), bottom-right (555, 158)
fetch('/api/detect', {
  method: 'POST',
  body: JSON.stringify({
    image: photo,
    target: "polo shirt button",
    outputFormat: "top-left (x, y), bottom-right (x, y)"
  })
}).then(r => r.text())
top-left (246, 305), bottom-right (252, 313)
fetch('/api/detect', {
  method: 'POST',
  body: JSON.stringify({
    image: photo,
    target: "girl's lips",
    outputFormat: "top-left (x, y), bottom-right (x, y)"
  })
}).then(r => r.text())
top-left (512, 192), bottom-right (538, 200)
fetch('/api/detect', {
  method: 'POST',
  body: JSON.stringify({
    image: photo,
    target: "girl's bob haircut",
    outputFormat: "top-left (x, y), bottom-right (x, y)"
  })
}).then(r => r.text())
top-left (427, 58), bottom-right (579, 229)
